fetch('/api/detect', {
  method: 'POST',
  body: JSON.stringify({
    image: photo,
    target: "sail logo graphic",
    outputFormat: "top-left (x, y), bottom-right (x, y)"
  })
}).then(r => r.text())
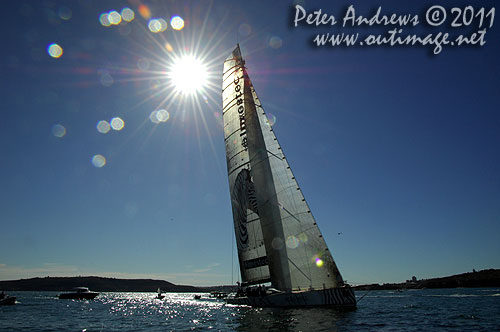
top-left (233, 73), bottom-right (248, 150)
top-left (232, 169), bottom-right (259, 249)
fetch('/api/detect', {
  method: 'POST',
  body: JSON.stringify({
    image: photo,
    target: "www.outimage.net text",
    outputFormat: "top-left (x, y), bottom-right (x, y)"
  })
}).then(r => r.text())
top-left (293, 5), bottom-right (495, 54)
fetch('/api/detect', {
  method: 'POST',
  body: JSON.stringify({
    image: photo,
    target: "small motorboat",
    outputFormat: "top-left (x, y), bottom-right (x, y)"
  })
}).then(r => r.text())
top-left (210, 291), bottom-right (228, 299)
top-left (0, 292), bottom-right (16, 305)
top-left (58, 287), bottom-right (99, 300)
top-left (155, 288), bottom-right (165, 300)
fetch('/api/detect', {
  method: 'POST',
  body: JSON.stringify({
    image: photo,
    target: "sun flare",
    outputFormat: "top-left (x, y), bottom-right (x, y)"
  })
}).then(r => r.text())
top-left (169, 55), bottom-right (208, 95)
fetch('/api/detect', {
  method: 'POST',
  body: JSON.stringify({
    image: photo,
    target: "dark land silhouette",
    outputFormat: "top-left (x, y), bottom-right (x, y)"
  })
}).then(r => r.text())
top-left (353, 269), bottom-right (500, 290)
top-left (0, 276), bottom-right (235, 293)
top-left (0, 269), bottom-right (499, 292)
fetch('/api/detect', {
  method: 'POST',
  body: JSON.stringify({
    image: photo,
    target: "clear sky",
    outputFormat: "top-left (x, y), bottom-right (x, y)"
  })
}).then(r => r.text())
top-left (1, 0), bottom-right (499, 286)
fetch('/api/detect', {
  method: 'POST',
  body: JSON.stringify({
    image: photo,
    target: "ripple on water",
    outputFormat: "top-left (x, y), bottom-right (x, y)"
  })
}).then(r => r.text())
top-left (1, 290), bottom-right (500, 331)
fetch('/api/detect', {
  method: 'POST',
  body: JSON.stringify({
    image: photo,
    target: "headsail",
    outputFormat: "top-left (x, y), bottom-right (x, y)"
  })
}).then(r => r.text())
top-left (223, 45), bottom-right (344, 291)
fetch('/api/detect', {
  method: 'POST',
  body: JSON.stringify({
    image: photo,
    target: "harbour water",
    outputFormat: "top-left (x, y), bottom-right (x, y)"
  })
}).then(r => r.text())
top-left (1, 288), bottom-right (499, 331)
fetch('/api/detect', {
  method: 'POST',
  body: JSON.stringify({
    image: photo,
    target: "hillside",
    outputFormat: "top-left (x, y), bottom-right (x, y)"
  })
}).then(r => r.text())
top-left (353, 269), bottom-right (500, 290)
top-left (0, 276), bottom-right (200, 292)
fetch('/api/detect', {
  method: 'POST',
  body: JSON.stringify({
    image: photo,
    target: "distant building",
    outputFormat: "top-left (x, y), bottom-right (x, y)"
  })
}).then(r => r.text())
top-left (406, 276), bottom-right (418, 283)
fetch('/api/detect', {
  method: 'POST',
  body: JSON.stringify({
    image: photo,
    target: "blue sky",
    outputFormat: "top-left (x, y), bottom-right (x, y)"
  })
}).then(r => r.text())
top-left (0, 0), bottom-right (499, 286)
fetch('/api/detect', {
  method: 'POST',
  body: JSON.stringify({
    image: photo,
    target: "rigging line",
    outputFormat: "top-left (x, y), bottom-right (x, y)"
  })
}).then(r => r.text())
top-left (356, 289), bottom-right (371, 303)
top-left (266, 149), bottom-right (283, 161)
top-left (277, 202), bottom-right (303, 225)
top-left (288, 258), bottom-right (311, 283)
top-left (231, 224), bottom-right (234, 285)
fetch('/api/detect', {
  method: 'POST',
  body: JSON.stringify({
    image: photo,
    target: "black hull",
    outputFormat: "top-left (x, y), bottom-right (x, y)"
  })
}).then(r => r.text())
top-left (0, 297), bottom-right (16, 305)
top-left (227, 287), bottom-right (356, 308)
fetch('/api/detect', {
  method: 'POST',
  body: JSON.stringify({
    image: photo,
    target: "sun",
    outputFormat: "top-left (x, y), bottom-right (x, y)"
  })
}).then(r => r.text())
top-left (168, 55), bottom-right (208, 95)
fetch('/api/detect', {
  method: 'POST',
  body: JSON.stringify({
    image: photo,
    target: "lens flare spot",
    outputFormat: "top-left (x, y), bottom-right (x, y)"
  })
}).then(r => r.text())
top-left (286, 236), bottom-right (299, 249)
top-left (157, 18), bottom-right (167, 31)
top-left (138, 4), bottom-right (151, 20)
top-left (121, 7), bottom-right (135, 22)
top-left (266, 113), bottom-right (276, 126)
top-left (108, 11), bottom-right (122, 25)
top-left (52, 124), bottom-right (66, 137)
top-left (170, 16), bottom-right (184, 30)
top-left (137, 58), bottom-right (150, 71)
top-left (239, 23), bottom-right (251, 36)
top-left (149, 111), bottom-right (160, 124)
top-left (47, 43), bottom-right (63, 58)
top-left (315, 257), bottom-right (324, 267)
top-left (149, 79), bottom-right (161, 90)
top-left (150, 109), bottom-right (170, 124)
top-left (58, 6), bottom-right (72, 20)
top-left (97, 120), bottom-right (111, 134)
top-left (99, 71), bottom-right (114, 87)
top-left (148, 18), bottom-right (167, 33)
top-left (156, 109), bottom-right (170, 122)
top-left (92, 154), bottom-right (106, 168)
top-left (148, 19), bottom-right (160, 32)
top-left (165, 42), bottom-right (174, 52)
top-left (110, 117), bottom-right (124, 131)
top-left (269, 36), bottom-right (283, 49)
top-left (169, 55), bottom-right (208, 95)
top-left (99, 13), bottom-right (111, 27)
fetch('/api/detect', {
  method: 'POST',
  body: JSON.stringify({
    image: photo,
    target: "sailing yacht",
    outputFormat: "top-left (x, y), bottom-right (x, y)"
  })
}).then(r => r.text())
top-left (222, 45), bottom-right (356, 308)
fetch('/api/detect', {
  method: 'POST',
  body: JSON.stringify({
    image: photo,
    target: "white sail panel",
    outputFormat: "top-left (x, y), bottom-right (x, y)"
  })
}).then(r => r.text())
top-left (223, 47), bottom-right (270, 285)
top-left (248, 81), bottom-right (344, 290)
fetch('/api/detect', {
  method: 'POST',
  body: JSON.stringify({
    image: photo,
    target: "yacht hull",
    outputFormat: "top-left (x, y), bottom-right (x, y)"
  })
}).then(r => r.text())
top-left (226, 287), bottom-right (356, 308)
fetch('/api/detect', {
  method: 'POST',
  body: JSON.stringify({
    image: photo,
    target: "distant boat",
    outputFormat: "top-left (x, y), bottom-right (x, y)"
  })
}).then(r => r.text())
top-left (0, 292), bottom-right (16, 305)
top-left (210, 291), bottom-right (228, 299)
top-left (222, 45), bottom-right (356, 308)
top-left (194, 294), bottom-right (201, 300)
top-left (58, 287), bottom-right (99, 300)
top-left (155, 288), bottom-right (165, 300)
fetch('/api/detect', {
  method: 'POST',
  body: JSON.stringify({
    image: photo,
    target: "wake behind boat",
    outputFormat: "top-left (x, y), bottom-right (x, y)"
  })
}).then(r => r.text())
top-left (58, 287), bottom-right (99, 300)
top-left (222, 45), bottom-right (356, 308)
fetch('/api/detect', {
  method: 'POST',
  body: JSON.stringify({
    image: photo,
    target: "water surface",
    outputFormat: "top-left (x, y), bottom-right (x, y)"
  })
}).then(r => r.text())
top-left (1, 288), bottom-right (499, 331)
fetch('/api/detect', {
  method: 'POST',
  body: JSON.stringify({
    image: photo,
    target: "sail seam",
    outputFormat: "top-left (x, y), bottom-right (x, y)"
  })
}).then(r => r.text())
top-left (222, 95), bottom-right (244, 113)
top-left (224, 127), bottom-right (243, 141)
top-left (226, 149), bottom-right (247, 165)
top-left (222, 73), bottom-right (243, 92)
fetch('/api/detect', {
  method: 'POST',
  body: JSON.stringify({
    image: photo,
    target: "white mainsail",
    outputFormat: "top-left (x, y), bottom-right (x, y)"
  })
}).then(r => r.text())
top-left (223, 45), bottom-right (345, 292)
top-left (223, 46), bottom-right (270, 286)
